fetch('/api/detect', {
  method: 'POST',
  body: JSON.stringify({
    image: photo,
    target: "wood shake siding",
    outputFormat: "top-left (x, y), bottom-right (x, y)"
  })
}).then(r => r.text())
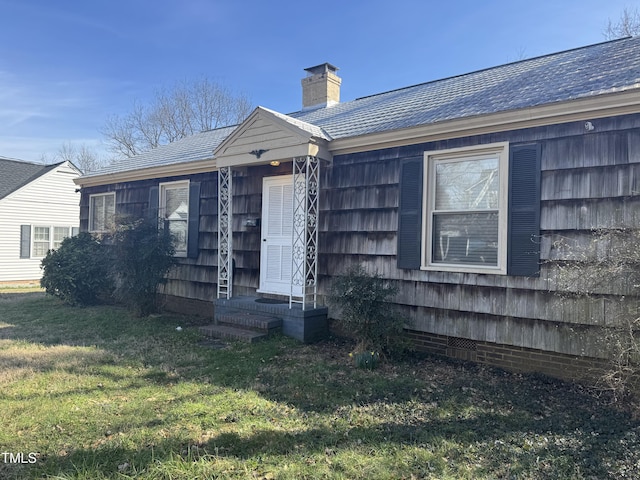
top-left (79, 163), bottom-right (299, 312)
top-left (77, 111), bottom-right (640, 376)
top-left (319, 113), bottom-right (640, 361)
top-left (80, 172), bottom-right (219, 313)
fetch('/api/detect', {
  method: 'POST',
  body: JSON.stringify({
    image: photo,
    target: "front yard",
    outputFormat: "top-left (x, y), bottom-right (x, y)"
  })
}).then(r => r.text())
top-left (1, 293), bottom-right (639, 479)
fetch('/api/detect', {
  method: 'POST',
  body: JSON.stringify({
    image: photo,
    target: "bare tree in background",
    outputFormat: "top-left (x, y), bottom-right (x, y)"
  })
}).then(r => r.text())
top-left (102, 78), bottom-right (253, 158)
top-left (604, 6), bottom-right (640, 39)
top-left (44, 142), bottom-right (108, 174)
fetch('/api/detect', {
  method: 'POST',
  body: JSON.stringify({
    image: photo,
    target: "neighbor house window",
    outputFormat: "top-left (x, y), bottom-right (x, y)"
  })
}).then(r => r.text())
top-left (53, 226), bottom-right (70, 249)
top-left (32, 226), bottom-right (51, 257)
top-left (159, 181), bottom-right (189, 256)
top-left (424, 142), bottom-right (509, 274)
top-left (89, 192), bottom-right (116, 232)
top-left (30, 226), bottom-right (72, 258)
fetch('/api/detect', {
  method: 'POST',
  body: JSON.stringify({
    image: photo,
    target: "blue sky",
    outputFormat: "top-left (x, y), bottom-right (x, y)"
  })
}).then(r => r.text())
top-left (0, 0), bottom-right (633, 162)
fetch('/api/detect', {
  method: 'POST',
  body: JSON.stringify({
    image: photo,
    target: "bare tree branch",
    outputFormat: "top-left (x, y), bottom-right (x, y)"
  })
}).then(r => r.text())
top-left (101, 78), bottom-right (253, 158)
top-left (604, 7), bottom-right (640, 40)
top-left (53, 141), bottom-right (108, 174)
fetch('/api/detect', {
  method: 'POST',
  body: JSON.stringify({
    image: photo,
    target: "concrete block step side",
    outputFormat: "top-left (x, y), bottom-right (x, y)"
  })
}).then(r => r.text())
top-left (215, 312), bottom-right (282, 331)
top-left (199, 324), bottom-right (268, 343)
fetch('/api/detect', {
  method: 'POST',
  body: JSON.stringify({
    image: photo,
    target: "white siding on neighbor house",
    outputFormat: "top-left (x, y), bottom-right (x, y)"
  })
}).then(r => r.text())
top-left (0, 162), bottom-right (81, 282)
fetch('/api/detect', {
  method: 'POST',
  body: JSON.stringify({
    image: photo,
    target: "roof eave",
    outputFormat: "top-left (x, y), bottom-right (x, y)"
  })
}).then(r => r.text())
top-left (75, 157), bottom-right (217, 188)
top-left (329, 89), bottom-right (640, 155)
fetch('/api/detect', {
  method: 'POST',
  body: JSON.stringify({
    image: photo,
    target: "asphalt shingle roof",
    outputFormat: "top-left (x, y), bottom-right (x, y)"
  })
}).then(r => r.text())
top-left (289, 36), bottom-right (640, 139)
top-left (82, 36), bottom-right (640, 179)
top-left (84, 125), bottom-right (237, 178)
top-left (0, 157), bottom-right (60, 200)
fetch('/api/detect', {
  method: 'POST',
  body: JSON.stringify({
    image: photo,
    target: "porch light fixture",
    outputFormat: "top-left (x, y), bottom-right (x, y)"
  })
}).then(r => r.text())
top-left (270, 160), bottom-right (280, 167)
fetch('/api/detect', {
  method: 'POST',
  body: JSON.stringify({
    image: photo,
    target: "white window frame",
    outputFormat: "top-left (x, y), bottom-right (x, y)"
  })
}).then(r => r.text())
top-left (32, 226), bottom-right (51, 258)
top-left (52, 226), bottom-right (71, 250)
top-left (89, 192), bottom-right (116, 233)
top-left (159, 180), bottom-right (190, 257)
top-left (422, 142), bottom-right (509, 275)
top-left (31, 225), bottom-right (72, 258)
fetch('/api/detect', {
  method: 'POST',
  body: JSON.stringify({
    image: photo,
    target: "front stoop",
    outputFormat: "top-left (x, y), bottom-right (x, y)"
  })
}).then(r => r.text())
top-left (204, 296), bottom-right (328, 343)
top-left (199, 307), bottom-right (282, 343)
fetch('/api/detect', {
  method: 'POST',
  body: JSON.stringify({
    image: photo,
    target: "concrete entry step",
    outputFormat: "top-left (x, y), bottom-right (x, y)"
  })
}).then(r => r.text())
top-left (215, 308), bottom-right (282, 332)
top-left (214, 296), bottom-right (329, 343)
top-left (199, 324), bottom-right (269, 343)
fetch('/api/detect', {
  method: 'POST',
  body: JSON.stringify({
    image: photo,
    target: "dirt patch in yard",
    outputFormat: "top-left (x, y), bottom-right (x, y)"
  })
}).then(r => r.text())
top-left (0, 291), bottom-right (46, 301)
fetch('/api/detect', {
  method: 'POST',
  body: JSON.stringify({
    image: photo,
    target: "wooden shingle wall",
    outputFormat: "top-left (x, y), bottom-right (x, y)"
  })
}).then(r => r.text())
top-left (80, 172), bottom-right (220, 313)
top-left (78, 112), bottom-right (640, 360)
top-left (320, 113), bottom-right (640, 359)
top-left (79, 163), bottom-right (299, 312)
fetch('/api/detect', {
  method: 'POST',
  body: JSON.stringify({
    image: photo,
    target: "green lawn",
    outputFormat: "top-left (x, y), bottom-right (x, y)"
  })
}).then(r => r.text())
top-left (1, 293), bottom-right (639, 479)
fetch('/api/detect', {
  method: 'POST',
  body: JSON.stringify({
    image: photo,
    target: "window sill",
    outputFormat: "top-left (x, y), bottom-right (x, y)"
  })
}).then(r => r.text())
top-left (422, 264), bottom-right (506, 275)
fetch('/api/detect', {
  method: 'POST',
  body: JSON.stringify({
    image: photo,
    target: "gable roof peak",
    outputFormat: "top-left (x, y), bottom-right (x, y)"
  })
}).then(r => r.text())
top-left (0, 157), bottom-right (66, 200)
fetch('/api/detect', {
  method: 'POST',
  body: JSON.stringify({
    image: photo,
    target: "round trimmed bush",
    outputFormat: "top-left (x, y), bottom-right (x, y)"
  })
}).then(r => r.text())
top-left (40, 232), bottom-right (112, 305)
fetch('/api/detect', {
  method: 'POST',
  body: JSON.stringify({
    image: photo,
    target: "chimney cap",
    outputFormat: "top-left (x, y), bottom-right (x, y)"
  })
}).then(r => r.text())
top-left (304, 63), bottom-right (339, 77)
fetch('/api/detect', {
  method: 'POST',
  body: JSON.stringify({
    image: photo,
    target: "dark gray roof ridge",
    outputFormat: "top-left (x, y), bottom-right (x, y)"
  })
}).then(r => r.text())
top-left (0, 158), bottom-right (64, 200)
top-left (353, 36), bottom-right (634, 103)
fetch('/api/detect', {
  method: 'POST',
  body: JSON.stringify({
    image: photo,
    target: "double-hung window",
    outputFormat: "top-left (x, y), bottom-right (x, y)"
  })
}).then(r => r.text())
top-left (89, 192), bottom-right (116, 232)
top-left (30, 226), bottom-right (73, 258)
top-left (397, 141), bottom-right (541, 277)
top-left (32, 226), bottom-right (51, 257)
top-left (53, 226), bottom-right (70, 249)
top-left (424, 143), bottom-right (509, 274)
top-left (159, 181), bottom-right (190, 257)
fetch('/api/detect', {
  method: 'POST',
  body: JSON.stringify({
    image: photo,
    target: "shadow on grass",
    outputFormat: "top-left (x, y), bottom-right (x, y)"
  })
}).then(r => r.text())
top-left (9, 409), bottom-right (634, 479)
top-left (2, 295), bottom-right (640, 478)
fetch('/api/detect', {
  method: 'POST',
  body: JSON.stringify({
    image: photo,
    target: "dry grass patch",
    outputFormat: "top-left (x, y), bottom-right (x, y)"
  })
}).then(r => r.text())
top-left (1, 294), bottom-right (640, 479)
top-left (0, 342), bottom-right (113, 384)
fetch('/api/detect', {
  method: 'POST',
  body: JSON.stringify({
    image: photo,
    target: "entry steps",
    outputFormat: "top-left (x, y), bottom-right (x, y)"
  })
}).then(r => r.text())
top-left (199, 302), bottom-right (283, 343)
top-left (200, 296), bottom-right (328, 343)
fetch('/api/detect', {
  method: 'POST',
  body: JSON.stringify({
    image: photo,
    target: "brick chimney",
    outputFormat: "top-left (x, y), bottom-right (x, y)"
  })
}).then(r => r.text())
top-left (301, 63), bottom-right (341, 109)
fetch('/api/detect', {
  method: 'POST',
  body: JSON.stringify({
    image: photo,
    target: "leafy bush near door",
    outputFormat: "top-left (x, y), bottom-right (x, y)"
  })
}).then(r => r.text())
top-left (40, 218), bottom-right (176, 316)
top-left (328, 264), bottom-right (409, 359)
top-left (109, 218), bottom-right (177, 316)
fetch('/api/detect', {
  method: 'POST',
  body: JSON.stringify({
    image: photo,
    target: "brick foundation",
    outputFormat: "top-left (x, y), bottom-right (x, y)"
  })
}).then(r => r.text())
top-left (406, 329), bottom-right (609, 384)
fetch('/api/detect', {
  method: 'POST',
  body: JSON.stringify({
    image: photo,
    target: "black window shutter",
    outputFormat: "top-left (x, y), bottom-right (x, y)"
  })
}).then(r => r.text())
top-left (148, 186), bottom-right (159, 221)
top-left (397, 157), bottom-right (424, 269)
top-left (187, 181), bottom-right (201, 259)
top-left (20, 225), bottom-right (31, 259)
top-left (507, 144), bottom-right (541, 277)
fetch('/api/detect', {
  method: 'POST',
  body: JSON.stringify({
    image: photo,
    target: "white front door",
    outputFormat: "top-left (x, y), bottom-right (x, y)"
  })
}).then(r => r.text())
top-left (260, 175), bottom-right (301, 296)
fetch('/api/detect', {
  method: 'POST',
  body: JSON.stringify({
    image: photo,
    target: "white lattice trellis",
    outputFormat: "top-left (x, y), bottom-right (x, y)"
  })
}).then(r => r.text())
top-left (291, 156), bottom-right (320, 309)
top-left (217, 166), bottom-right (233, 299)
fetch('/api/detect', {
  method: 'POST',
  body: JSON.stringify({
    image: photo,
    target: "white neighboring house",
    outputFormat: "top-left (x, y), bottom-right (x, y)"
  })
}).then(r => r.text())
top-left (0, 157), bottom-right (81, 283)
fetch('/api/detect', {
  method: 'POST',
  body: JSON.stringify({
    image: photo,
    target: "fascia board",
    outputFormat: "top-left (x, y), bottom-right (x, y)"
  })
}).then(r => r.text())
top-left (329, 89), bottom-right (640, 155)
top-left (75, 158), bottom-right (217, 187)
